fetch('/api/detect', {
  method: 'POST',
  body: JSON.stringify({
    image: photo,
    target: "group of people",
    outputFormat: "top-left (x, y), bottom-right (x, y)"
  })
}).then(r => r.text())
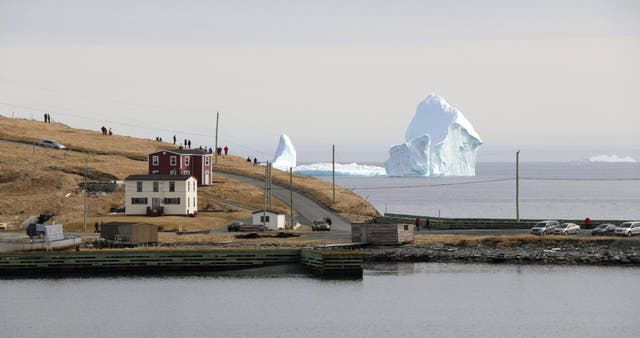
top-left (246, 156), bottom-right (259, 165)
top-left (414, 217), bottom-right (429, 231)
top-left (216, 146), bottom-right (229, 156)
top-left (43, 113), bottom-right (52, 123)
top-left (100, 126), bottom-right (112, 135)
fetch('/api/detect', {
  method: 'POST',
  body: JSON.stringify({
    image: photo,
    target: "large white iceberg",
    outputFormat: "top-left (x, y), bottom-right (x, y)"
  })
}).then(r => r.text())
top-left (272, 134), bottom-right (297, 170)
top-left (385, 94), bottom-right (482, 176)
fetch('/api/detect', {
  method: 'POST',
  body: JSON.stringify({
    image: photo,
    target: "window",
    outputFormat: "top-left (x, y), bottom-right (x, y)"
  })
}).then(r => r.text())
top-left (136, 181), bottom-right (142, 192)
top-left (185, 156), bottom-right (190, 166)
top-left (152, 170), bottom-right (159, 174)
top-left (404, 225), bottom-right (409, 231)
top-left (170, 169), bottom-right (176, 175)
top-left (152, 155), bottom-right (159, 166)
top-left (205, 156), bottom-right (210, 165)
top-left (187, 198), bottom-right (190, 207)
top-left (184, 170), bottom-right (190, 176)
top-left (169, 181), bottom-right (175, 192)
top-left (153, 182), bottom-right (159, 192)
top-left (170, 156), bottom-right (177, 166)
top-left (131, 197), bottom-right (148, 204)
top-left (260, 216), bottom-right (271, 223)
top-left (163, 197), bottom-right (180, 204)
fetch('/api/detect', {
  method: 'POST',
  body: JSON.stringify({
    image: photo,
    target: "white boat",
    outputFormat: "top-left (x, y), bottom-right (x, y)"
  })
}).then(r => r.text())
top-left (0, 237), bottom-right (82, 253)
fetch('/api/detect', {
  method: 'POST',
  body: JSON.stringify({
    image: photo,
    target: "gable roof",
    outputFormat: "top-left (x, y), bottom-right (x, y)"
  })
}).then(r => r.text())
top-left (124, 174), bottom-right (193, 181)
top-left (150, 149), bottom-right (212, 156)
top-left (251, 210), bottom-right (282, 215)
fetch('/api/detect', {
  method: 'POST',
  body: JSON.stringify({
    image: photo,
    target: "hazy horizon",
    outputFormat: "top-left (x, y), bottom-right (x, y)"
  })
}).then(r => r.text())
top-left (1, 0), bottom-right (639, 163)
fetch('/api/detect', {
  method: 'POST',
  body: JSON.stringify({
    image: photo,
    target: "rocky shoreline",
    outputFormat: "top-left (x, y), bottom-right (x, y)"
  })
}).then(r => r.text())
top-left (364, 240), bottom-right (640, 265)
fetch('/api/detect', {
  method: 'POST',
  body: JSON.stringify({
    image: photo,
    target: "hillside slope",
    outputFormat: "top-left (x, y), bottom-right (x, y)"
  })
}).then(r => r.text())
top-left (0, 115), bottom-right (379, 229)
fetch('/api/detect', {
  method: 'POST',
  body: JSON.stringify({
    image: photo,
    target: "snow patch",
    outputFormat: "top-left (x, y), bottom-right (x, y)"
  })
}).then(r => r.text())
top-left (588, 154), bottom-right (637, 163)
top-left (386, 93), bottom-right (482, 176)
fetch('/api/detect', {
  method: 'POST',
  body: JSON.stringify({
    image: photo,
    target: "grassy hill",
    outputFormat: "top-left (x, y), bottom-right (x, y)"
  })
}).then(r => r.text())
top-left (0, 115), bottom-right (379, 231)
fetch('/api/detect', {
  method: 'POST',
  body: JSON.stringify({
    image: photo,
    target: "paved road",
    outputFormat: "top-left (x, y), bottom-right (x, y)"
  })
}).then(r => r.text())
top-left (216, 172), bottom-right (352, 231)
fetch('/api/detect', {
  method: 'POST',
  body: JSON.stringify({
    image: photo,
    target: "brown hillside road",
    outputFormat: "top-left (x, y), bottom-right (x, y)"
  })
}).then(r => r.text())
top-left (215, 172), bottom-right (352, 232)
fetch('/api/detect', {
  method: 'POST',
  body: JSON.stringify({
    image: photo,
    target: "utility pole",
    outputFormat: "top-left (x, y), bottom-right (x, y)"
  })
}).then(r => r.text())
top-left (83, 156), bottom-right (88, 233)
top-left (332, 144), bottom-right (336, 204)
top-left (516, 150), bottom-right (520, 223)
top-left (268, 161), bottom-right (272, 209)
top-left (289, 167), bottom-right (294, 229)
top-left (263, 161), bottom-right (267, 227)
top-left (214, 112), bottom-right (219, 164)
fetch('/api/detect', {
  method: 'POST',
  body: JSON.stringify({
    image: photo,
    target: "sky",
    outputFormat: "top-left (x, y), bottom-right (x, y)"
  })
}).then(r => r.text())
top-left (1, 0), bottom-right (639, 162)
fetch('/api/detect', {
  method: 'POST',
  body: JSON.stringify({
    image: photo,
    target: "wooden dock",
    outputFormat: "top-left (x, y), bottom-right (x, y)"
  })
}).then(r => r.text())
top-left (300, 249), bottom-right (363, 278)
top-left (0, 248), bottom-right (362, 278)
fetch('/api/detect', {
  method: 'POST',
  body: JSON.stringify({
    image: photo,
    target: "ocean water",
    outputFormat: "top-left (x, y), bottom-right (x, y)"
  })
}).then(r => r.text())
top-left (322, 162), bottom-right (640, 220)
top-left (1, 263), bottom-right (638, 338)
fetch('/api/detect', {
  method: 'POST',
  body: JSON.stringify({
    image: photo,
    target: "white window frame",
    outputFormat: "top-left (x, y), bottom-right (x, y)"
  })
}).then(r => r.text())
top-left (185, 156), bottom-right (190, 166)
top-left (170, 156), bottom-right (177, 166)
top-left (152, 155), bottom-right (159, 166)
top-left (205, 156), bottom-right (210, 165)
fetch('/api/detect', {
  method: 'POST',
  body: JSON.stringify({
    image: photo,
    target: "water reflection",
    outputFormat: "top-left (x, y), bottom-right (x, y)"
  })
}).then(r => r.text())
top-left (1, 263), bottom-right (638, 338)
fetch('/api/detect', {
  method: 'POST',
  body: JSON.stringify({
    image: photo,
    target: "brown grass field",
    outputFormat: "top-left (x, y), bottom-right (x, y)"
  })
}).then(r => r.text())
top-left (0, 115), bottom-right (379, 231)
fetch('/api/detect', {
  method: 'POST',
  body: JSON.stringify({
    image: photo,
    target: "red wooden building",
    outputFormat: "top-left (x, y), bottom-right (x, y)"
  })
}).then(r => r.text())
top-left (148, 149), bottom-right (213, 186)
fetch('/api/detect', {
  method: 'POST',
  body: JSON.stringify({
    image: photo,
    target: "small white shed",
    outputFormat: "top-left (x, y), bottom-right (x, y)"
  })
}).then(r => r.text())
top-left (252, 210), bottom-right (285, 230)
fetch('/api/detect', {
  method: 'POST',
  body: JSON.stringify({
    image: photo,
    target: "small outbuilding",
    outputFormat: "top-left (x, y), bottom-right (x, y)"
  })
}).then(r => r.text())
top-left (100, 222), bottom-right (158, 244)
top-left (351, 223), bottom-right (414, 245)
top-left (251, 210), bottom-right (285, 230)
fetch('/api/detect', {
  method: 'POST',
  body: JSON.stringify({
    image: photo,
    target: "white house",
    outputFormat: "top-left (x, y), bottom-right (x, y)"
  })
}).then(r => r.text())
top-left (252, 210), bottom-right (285, 230)
top-left (124, 174), bottom-right (198, 216)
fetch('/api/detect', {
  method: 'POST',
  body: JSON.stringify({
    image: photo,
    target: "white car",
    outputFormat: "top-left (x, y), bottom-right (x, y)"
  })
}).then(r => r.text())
top-left (553, 223), bottom-right (580, 235)
top-left (36, 140), bottom-right (67, 150)
top-left (530, 220), bottom-right (559, 235)
top-left (614, 222), bottom-right (640, 237)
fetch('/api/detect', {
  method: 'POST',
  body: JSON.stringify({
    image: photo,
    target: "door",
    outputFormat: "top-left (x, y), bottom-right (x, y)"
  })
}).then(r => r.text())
top-left (152, 198), bottom-right (161, 210)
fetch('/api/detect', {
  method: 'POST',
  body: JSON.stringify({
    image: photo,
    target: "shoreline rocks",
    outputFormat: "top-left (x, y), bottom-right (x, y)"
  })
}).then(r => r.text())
top-left (363, 242), bottom-right (640, 266)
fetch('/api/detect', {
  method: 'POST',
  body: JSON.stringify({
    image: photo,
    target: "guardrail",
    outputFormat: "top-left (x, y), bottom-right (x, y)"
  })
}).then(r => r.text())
top-left (373, 213), bottom-right (628, 230)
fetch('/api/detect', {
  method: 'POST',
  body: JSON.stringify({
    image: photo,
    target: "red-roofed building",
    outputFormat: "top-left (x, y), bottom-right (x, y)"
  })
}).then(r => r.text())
top-left (148, 149), bottom-right (212, 186)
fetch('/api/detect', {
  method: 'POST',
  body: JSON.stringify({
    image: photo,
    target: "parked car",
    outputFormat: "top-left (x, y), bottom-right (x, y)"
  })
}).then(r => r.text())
top-left (553, 223), bottom-right (580, 235)
top-left (312, 219), bottom-right (331, 231)
top-left (26, 223), bottom-right (47, 238)
top-left (614, 221), bottom-right (640, 237)
top-left (530, 220), bottom-right (559, 235)
top-left (35, 140), bottom-right (67, 150)
top-left (591, 223), bottom-right (618, 236)
top-left (227, 221), bottom-right (245, 232)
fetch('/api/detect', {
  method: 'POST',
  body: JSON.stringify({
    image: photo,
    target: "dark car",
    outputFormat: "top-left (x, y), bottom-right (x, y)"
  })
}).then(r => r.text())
top-left (227, 221), bottom-right (245, 232)
top-left (35, 140), bottom-right (67, 150)
top-left (26, 223), bottom-right (47, 238)
top-left (591, 223), bottom-right (617, 236)
top-left (312, 220), bottom-right (331, 231)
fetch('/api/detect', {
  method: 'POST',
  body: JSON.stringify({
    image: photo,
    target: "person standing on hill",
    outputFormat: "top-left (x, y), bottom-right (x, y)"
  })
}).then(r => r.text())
top-left (415, 218), bottom-right (421, 231)
top-left (224, 146), bottom-right (229, 155)
top-left (108, 127), bottom-right (112, 136)
top-left (173, 135), bottom-right (177, 145)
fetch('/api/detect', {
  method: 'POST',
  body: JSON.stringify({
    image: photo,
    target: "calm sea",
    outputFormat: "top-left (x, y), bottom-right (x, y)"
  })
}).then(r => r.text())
top-left (330, 162), bottom-right (640, 220)
top-left (1, 263), bottom-right (638, 338)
